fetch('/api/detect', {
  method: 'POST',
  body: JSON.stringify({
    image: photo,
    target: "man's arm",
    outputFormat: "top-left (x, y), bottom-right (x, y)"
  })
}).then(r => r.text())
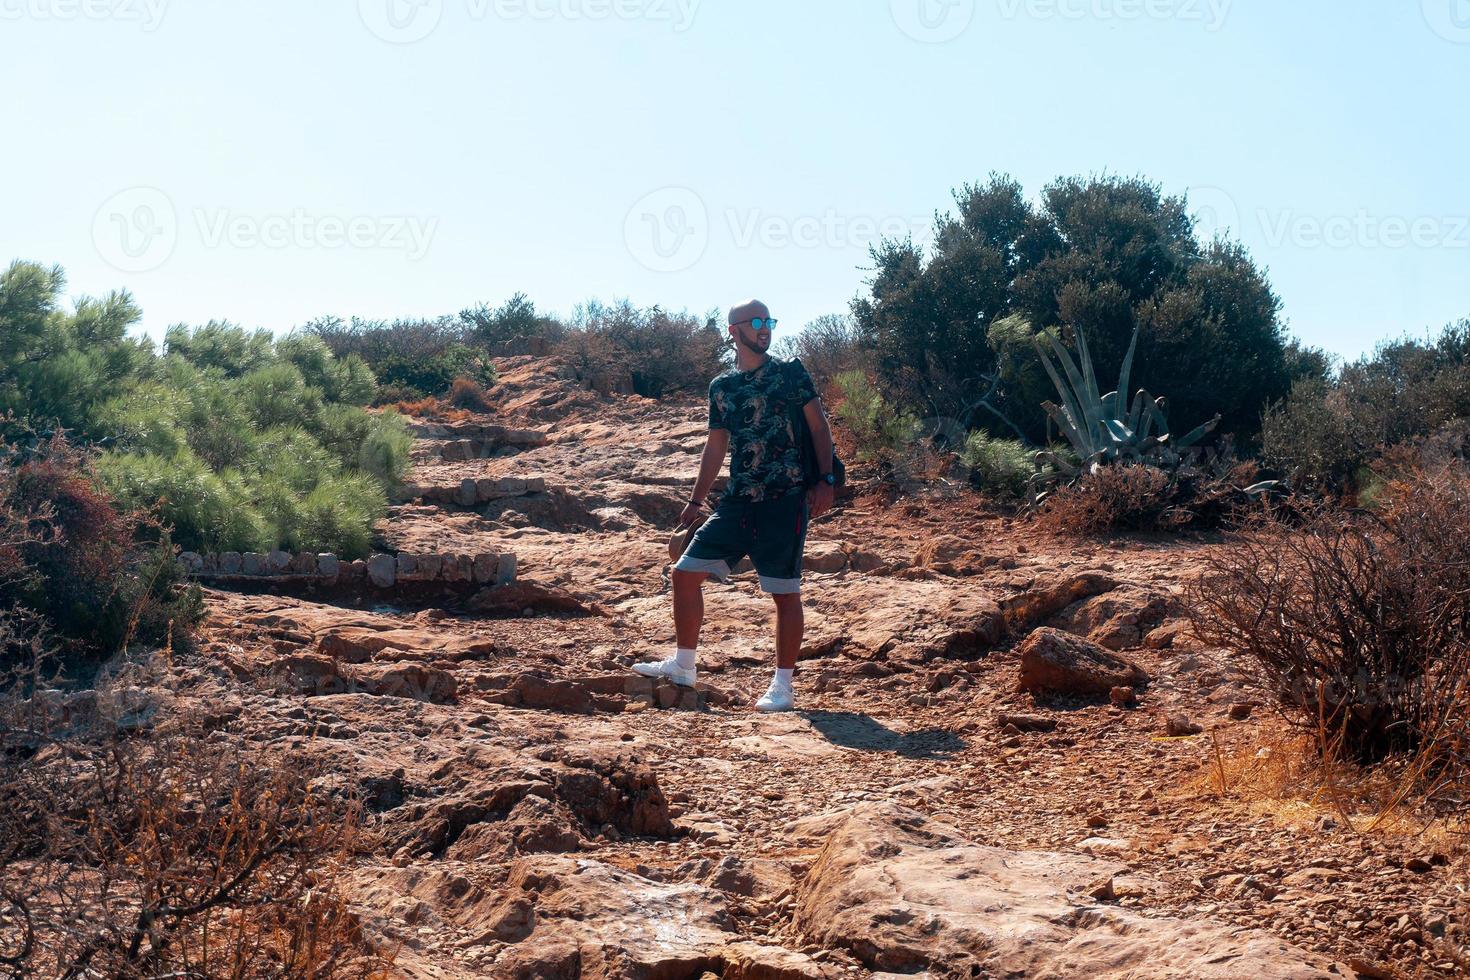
top-left (803, 398), bottom-right (836, 518)
top-left (679, 428), bottom-right (729, 526)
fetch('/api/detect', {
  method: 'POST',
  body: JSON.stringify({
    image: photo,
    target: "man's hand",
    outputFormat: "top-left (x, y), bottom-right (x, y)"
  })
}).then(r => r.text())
top-left (807, 482), bottom-right (835, 519)
top-left (678, 502), bottom-right (704, 529)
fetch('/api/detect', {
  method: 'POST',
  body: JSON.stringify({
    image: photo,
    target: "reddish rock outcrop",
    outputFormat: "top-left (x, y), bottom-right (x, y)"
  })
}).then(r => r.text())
top-left (1016, 627), bottom-right (1151, 697)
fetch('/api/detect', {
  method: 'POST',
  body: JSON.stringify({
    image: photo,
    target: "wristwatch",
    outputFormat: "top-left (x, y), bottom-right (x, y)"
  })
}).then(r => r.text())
top-left (819, 473), bottom-right (836, 487)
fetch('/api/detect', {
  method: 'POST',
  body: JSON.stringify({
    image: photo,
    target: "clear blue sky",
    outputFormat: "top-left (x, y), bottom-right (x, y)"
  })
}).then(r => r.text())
top-left (3, 0), bottom-right (1467, 361)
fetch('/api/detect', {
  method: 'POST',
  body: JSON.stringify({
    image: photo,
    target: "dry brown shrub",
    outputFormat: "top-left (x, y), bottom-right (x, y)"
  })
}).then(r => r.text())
top-left (446, 376), bottom-right (492, 412)
top-left (1035, 457), bottom-right (1270, 536)
top-left (1034, 464), bottom-right (1179, 535)
top-left (1189, 466), bottom-right (1470, 812)
top-left (0, 661), bottom-right (386, 978)
top-left (382, 395), bottom-right (471, 422)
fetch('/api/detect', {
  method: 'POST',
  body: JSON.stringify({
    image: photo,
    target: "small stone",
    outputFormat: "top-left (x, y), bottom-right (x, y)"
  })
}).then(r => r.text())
top-left (1086, 813), bottom-right (1109, 829)
top-left (1109, 686), bottom-right (1138, 708)
top-left (1164, 715), bottom-right (1203, 737)
top-left (367, 554), bottom-right (396, 588)
top-left (456, 478), bottom-right (478, 507)
top-left (317, 553), bottom-right (340, 579)
top-left (1228, 702), bottom-right (1254, 721)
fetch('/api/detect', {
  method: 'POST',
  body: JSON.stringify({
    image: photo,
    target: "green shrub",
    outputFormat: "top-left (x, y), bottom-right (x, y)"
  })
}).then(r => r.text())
top-left (852, 174), bottom-right (1320, 446)
top-left (959, 432), bottom-right (1034, 497)
top-left (559, 300), bottom-right (726, 399)
top-left (833, 370), bottom-right (921, 463)
top-left (97, 450), bottom-right (271, 554)
top-left (293, 473), bottom-right (385, 559)
top-left (0, 262), bottom-right (409, 560)
top-left (306, 315), bottom-right (494, 401)
top-left (1263, 320), bottom-right (1470, 491)
top-left (460, 292), bottom-right (565, 349)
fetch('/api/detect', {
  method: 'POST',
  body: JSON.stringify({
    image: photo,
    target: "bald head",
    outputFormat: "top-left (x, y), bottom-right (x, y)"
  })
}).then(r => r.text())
top-left (727, 299), bottom-right (770, 327)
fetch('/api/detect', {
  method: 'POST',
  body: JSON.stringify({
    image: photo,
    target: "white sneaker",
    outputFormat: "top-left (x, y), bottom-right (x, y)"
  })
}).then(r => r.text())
top-left (755, 680), bottom-right (794, 713)
top-left (631, 657), bottom-right (697, 688)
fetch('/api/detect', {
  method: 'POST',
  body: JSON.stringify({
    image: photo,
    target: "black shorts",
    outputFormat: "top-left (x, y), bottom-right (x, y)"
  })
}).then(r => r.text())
top-left (673, 492), bottom-right (809, 594)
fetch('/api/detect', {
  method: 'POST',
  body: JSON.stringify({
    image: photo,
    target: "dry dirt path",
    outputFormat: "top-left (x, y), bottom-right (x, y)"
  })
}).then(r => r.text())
top-left (188, 356), bottom-right (1466, 979)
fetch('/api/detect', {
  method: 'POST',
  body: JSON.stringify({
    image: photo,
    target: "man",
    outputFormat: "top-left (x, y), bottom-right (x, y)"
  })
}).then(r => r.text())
top-left (632, 300), bottom-right (837, 712)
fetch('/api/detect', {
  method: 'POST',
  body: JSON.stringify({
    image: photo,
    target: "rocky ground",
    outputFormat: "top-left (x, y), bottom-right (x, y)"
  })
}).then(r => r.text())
top-left (182, 355), bottom-right (1466, 979)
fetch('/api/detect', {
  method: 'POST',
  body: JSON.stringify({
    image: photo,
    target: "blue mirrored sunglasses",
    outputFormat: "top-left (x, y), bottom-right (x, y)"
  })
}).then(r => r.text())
top-left (747, 317), bottom-right (778, 331)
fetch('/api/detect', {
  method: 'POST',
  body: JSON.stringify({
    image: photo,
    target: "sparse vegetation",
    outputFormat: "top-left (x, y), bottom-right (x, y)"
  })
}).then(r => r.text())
top-left (832, 369), bottom-right (921, 466)
top-left (557, 299), bottom-right (726, 399)
top-left (1190, 465), bottom-right (1470, 806)
top-left (1263, 319), bottom-right (1470, 493)
top-left (307, 314), bottom-right (496, 403)
top-left (0, 663), bottom-right (382, 977)
top-left (0, 436), bottom-right (201, 666)
top-left (957, 432), bottom-right (1034, 498)
top-left (772, 314), bottom-right (865, 385)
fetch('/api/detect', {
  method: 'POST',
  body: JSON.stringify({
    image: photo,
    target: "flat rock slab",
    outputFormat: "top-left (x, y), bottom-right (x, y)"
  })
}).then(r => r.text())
top-left (793, 803), bottom-right (1338, 980)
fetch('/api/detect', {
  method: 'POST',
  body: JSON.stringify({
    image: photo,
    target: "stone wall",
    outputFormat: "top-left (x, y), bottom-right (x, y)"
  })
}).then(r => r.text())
top-left (398, 476), bottom-right (547, 507)
top-left (406, 423), bottom-right (549, 461)
top-left (177, 550), bottom-right (516, 591)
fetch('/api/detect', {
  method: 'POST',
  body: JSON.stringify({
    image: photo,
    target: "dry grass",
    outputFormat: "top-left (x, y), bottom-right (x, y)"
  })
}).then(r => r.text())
top-left (1193, 727), bottom-right (1467, 845)
top-left (0, 656), bottom-right (388, 977)
top-left (383, 395), bottom-right (473, 422)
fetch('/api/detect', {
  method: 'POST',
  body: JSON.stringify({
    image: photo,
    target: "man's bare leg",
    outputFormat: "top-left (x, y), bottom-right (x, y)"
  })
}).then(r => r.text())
top-left (672, 569), bottom-right (709, 650)
top-left (772, 592), bottom-right (803, 670)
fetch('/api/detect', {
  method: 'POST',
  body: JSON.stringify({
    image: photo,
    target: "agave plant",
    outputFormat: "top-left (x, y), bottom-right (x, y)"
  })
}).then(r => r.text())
top-left (1025, 324), bottom-right (1282, 508)
top-left (1030, 323), bottom-right (1219, 479)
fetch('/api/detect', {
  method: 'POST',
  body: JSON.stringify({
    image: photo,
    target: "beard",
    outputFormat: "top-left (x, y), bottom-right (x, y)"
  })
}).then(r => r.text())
top-left (736, 328), bottom-right (771, 355)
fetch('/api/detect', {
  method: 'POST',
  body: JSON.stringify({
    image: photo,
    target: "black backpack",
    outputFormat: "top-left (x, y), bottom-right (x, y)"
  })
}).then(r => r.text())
top-left (786, 359), bottom-right (846, 491)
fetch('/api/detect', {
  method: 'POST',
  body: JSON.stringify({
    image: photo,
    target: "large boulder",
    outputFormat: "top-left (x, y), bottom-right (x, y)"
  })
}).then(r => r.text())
top-left (793, 803), bottom-right (1337, 979)
top-left (1016, 627), bottom-right (1150, 697)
